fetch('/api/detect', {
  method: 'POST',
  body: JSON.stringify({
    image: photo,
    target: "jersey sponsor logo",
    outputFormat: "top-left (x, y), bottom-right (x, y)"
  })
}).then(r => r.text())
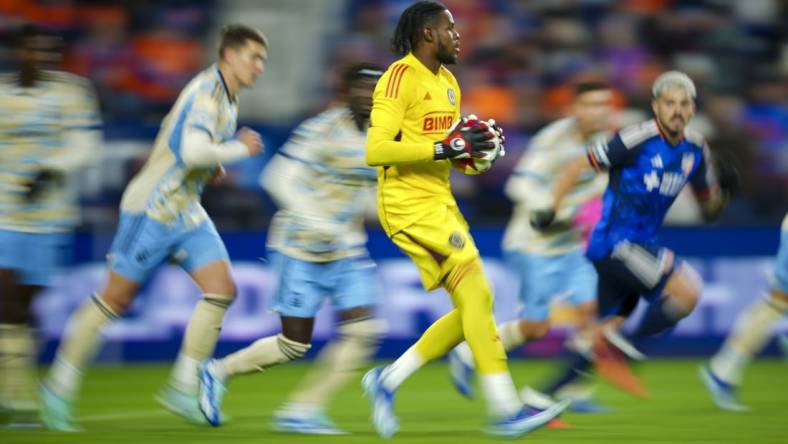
top-left (681, 153), bottom-right (695, 176)
top-left (447, 88), bottom-right (456, 105)
top-left (422, 113), bottom-right (454, 133)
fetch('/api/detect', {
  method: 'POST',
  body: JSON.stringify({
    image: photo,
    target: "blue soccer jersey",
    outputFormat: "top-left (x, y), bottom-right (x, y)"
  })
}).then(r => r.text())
top-left (585, 119), bottom-right (713, 260)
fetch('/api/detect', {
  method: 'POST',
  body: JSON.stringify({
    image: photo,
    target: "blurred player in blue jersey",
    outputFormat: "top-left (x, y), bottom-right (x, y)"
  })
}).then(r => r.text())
top-left (39, 25), bottom-right (267, 431)
top-left (701, 212), bottom-right (788, 411)
top-left (0, 25), bottom-right (101, 428)
top-left (198, 65), bottom-right (386, 434)
top-left (448, 81), bottom-right (614, 412)
top-left (533, 71), bottom-right (735, 389)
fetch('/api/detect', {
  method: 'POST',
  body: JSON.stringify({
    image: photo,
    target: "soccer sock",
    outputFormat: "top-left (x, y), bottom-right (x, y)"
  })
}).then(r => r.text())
top-left (380, 345), bottom-right (427, 393)
top-left (710, 294), bottom-right (787, 385)
top-left (382, 309), bottom-right (460, 391)
top-left (480, 372), bottom-right (522, 419)
top-left (0, 324), bottom-right (36, 410)
top-left (449, 260), bottom-right (519, 417)
top-left (169, 293), bottom-right (233, 393)
top-left (286, 318), bottom-right (385, 409)
top-left (221, 334), bottom-right (310, 378)
top-left (498, 320), bottom-right (527, 351)
top-left (46, 294), bottom-right (118, 400)
top-left (542, 352), bottom-right (593, 396)
top-left (633, 296), bottom-right (685, 337)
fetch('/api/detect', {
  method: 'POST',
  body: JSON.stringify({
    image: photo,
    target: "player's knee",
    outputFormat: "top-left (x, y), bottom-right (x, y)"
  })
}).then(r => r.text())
top-left (666, 262), bottom-right (703, 316)
top-left (202, 279), bottom-right (236, 300)
top-left (768, 288), bottom-right (788, 311)
top-left (339, 318), bottom-right (388, 346)
top-left (99, 288), bottom-right (135, 314)
top-left (277, 333), bottom-right (311, 362)
top-left (523, 320), bottom-right (550, 341)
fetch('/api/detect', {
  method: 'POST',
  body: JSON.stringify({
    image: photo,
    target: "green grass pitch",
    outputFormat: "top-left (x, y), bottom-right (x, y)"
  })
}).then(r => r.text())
top-left (3, 359), bottom-right (786, 444)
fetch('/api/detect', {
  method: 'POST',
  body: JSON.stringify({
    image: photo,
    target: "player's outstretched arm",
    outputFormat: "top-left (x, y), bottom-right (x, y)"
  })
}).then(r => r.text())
top-left (181, 126), bottom-right (262, 167)
top-left (530, 154), bottom-right (592, 229)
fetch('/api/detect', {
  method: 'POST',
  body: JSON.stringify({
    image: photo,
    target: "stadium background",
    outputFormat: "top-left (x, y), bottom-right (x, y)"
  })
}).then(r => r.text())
top-left (1, 0), bottom-right (786, 362)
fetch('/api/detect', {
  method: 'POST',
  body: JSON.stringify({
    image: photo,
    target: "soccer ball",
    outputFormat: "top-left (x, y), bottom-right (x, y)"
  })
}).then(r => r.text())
top-left (450, 117), bottom-right (505, 175)
top-left (451, 149), bottom-right (497, 175)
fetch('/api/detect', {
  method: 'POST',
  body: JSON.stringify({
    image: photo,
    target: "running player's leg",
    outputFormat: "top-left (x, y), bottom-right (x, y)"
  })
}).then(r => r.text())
top-left (0, 274), bottom-right (40, 426)
top-left (450, 251), bottom-right (555, 398)
top-left (275, 255), bottom-right (383, 434)
top-left (703, 222), bottom-right (788, 411)
top-left (0, 231), bottom-right (64, 424)
top-left (197, 252), bottom-right (318, 426)
top-left (159, 220), bottom-right (237, 422)
top-left (369, 209), bottom-right (568, 437)
top-left (42, 214), bottom-right (166, 430)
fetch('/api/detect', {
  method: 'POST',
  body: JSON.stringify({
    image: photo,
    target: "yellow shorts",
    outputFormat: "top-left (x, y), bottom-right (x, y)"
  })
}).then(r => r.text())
top-left (389, 204), bottom-right (480, 291)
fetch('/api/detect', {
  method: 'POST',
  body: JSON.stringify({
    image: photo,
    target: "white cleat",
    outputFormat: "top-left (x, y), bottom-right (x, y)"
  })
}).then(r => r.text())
top-left (361, 367), bottom-right (398, 439)
top-left (198, 359), bottom-right (228, 426)
top-left (155, 384), bottom-right (208, 425)
top-left (699, 365), bottom-right (750, 412)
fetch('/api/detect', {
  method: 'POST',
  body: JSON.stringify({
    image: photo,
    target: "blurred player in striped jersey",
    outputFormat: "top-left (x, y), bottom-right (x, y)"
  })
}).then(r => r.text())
top-left (198, 64), bottom-right (387, 434)
top-left (0, 24), bottom-right (101, 428)
top-left (39, 25), bottom-right (267, 431)
top-left (449, 81), bottom-right (623, 413)
top-left (701, 212), bottom-right (788, 411)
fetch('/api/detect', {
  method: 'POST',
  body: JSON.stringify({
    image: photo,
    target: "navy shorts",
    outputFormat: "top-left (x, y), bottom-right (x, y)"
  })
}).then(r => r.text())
top-left (592, 241), bottom-right (676, 318)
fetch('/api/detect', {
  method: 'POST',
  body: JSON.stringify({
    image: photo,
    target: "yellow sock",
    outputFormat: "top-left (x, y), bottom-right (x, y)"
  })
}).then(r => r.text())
top-left (447, 260), bottom-right (508, 375)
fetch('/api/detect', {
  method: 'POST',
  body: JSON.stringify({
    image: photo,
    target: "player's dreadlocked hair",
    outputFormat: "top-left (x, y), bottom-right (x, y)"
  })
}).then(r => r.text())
top-left (391, 1), bottom-right (447, 56)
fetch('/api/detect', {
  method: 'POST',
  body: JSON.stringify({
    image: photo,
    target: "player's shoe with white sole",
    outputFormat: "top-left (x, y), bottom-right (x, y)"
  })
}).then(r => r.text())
top-left (271, 410), bottom-right (348, 435)
top-left (156, 384), bottom-right (208, 425)
top-left (39, 383), bottom-right (80, 432)
top-left (448, 348), bottom-right (474, 399)
top-left (198, 359), bottom-right (228, 426)
top-left (486, 399), bottom-right (571, 438)
top-left (362, 367), bottom-right (398, 439)
top-left (699, 365), bottom-right (750, 412)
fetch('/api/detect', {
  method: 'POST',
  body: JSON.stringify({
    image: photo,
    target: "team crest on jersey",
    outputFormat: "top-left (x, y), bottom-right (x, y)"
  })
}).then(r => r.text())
top-left (447, 88), bottom-right (456, 105)
top-left (681, 153), bottom-right (695, 176)
top-left (449, 231), bottom-right (465, 249)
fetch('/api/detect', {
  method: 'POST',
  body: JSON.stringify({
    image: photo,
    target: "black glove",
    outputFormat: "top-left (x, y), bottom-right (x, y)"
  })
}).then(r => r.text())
top-left (529, 208), bottom-right (556, 230)
top-left (434, 118), bottom-right (495, 160)
top-left (713, 152), bottom-right (740, 195)
top-left (24, 169), bottom-right (64, 202)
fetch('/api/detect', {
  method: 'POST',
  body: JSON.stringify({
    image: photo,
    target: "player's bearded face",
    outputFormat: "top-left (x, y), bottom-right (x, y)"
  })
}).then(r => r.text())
top-left (653, 87), bottom-right (695, 137)
top-left (433, 11), bottom-right (460, 65)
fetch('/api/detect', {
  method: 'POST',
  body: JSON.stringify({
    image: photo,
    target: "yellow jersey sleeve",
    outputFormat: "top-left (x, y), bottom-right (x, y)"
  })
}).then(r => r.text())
top-left (366, 63), bottom-right (435, 166)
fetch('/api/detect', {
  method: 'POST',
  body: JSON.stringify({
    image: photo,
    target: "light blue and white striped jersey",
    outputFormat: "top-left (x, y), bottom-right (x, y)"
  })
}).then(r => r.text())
top-left (502, 117), bottom-right (608, 255)
top-left (0, 70), bottom-right (101, 233)
top-left (262, 106), bottom-right (377, 262)
top-left (120, 65), bottom-right (237, 226)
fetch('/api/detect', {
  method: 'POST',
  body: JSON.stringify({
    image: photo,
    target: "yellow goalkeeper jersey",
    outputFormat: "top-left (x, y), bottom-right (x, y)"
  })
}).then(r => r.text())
top-left (366, 53), bottom-right (461, 235)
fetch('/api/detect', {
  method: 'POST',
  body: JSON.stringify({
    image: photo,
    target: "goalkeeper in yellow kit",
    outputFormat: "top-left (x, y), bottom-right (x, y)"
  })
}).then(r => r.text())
top-left (361, 1), bottom-right (568, 439)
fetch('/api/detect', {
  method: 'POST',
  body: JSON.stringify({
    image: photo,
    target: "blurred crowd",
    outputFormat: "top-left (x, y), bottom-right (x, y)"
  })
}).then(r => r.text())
top-left (1, 0), bottom-right (786, 229)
